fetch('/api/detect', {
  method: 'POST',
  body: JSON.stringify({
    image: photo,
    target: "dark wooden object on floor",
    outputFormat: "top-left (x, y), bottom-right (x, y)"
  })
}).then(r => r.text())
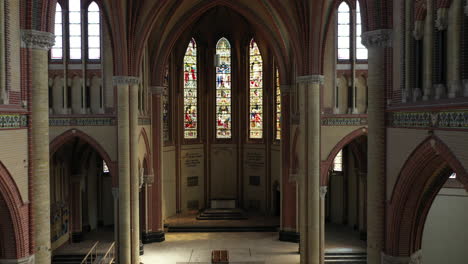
top-left (211, 250), bottom-right (229, 263)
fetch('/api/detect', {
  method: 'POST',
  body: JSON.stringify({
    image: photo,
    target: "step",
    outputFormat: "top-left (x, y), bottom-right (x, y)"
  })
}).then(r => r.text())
top-left (166, 225), bottom-right (278, 233)
top-left (324, 252), bottom-right (367, 263)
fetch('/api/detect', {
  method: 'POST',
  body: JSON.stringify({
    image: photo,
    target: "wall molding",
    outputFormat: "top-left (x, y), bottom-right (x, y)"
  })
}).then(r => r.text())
top-left (388, 109), bottom-right (468, 130)
top-left (0, 114), bottom-right (28, 129)
top-left (49, 117), bottom-right (115, 126)
top-left (321, 117), bottom-right (368, 126)
top-left (112, 76), bottom-right (140, 86)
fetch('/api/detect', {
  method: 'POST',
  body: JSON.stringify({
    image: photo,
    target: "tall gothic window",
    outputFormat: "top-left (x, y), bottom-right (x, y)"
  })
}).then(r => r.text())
top-left (215, 38), bottom-right (232, 139)
top-left (249, 39), bottom-right (263, 139)
top-left (51, 3), bottom-right (63, 59)
top-left (87, 2), bottom-right (101, 60)
top-left (68, 0), bottom-right (81, 60)
top-left (337, 2), bottom-right (351, 60)
top-left (275, 68), bottom-right (281, 140)
top-left (183, 39), bottom-right (198, 139)
top-left (355, 1), bottom-right (368, 60)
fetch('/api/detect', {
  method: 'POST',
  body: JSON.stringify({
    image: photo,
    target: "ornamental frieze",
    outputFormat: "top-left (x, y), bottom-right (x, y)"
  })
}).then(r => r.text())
top-left (0, 114), bottom-right (28, 128)
top-left (321, 117), bottom-right (368, 126)
top-left (49, 117), bottom-right (115, 126)
top-left (389, 110), bottom-right (468, 129)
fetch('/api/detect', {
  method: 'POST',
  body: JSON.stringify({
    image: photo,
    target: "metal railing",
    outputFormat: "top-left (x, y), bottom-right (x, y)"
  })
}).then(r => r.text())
top-left (81, 241), bottom-right (99, 264)
top-left (99, 242), bottom-right (116, 264)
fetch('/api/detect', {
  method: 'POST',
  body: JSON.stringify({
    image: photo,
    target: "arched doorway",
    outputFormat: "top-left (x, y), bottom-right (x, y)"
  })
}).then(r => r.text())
top-left (385, 136), bottom-right (468, 262)
top-left (49, 131), bottom-right (115, 250)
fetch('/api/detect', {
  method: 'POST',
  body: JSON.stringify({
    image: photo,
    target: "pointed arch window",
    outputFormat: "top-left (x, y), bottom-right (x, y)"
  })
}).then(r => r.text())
top-left (333, 150), bottom-right (343, 172)
top-left (87, 2), bottom-right (101, 60)
top-left (249, 39), bottom-right (263, 139)
top-left (337, 2), bottom-right (351, 60)
top-left (215, 38), bottom-right (232, 139)
top-left (68, 0), bottom-right (81, 60)
top-left (183, 39), bottom-right (198, 139)
top-left (355, 1), bottom-right (368, 60)
top-left (275, 68), bottom-right (281, 140)
top-left (51, 3), bottom-right (63, 59)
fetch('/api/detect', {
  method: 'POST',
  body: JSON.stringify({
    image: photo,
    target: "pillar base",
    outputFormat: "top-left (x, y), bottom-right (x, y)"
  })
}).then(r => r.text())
top-left (142, 231), bottom-right (165, 244)
top-left (0, 255), bottom-right (35, 264)
top-left (71, 232), bottom-right (84, 243)
top-left (279, 230), bottom-right (300, 243)
top-left (140, 240), bottom-right (144, 255)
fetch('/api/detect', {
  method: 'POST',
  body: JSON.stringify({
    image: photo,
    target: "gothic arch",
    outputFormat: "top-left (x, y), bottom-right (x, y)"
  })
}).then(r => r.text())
top-left (0, 161), bottom-right (29, 259)
top-left (320, 127), bottom-right (368, 186)
top-left (385, 135), bottom-right (468, 257)
top-left (139, 128), bottom-right (152, 171)
top-left (50, 129), bottom-right (116, 180)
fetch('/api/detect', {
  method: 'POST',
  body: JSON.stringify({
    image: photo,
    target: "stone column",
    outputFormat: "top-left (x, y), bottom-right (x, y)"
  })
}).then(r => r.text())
top-left (112, 188), bottom-right (119, 263)
top-left (21, 29), bottom-right (55, 264)
top-left (129, 80), bottom-right (141, 264)
top-left (296, 75), bottom-right (323, 264)
top-left (113, 76), bottom-right (136, 264)
top-left (362, 29), bottom-right (392, 264)
top-left (423, 0), bottom-right (434, 101)
top-left (447, 0), bottom-right (462, 98)
top-left (319, 186), bottom-right (328, 264)
top-left (145, 86), bottom-right (165, 242)
top-left (0, 0), bottom-right (5, 104)
top-left (278, 85), bottom-right (299, 243)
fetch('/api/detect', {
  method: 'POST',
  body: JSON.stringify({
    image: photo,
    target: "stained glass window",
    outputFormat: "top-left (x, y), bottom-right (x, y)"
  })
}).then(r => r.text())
top-left (87, 2), bottom-right (100, 60)
top-left (333, 150), bottom-right (343, 171)
top-left (163, 64), bottom-right (170, 142)
top-left (275, 68), bottom-right (281, 140)
top-left (51, 3), bottom-right (63, 59)
top-left (355, 1), bottom-right (368, 60)
top-left (69, 0), bottom-right (82, 59)
top-left (215, 38), bottom-right (232, 139)
top-left (249, 39), bottom-right (263, 139)
top-left (337, 2), bottom-right (351, 60)
top-left (183, 39), bottom-right (198, 139)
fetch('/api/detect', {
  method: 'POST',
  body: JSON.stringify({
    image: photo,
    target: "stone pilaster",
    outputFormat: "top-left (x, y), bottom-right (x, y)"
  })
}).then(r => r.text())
top-left (21, 29), bottom-right (55, 264)
top-left (0, 0), bottom-right (5, 104)
top-left (113, 76), bottom-right (139, 264)
top-left (423, 0), bottom-right (434, 101)
top-left (362, 29), bottom-right (392, 264)
top-left (112, 188), bottom-right (119, 263)
top-left (447, 0), bottom-right (463, 98)
top-left (129, 79), bottom-right (141, 264)
top-left (296, 75), bottom-right (323, 264)
top-left (319, 186), bottom-right (327, 264)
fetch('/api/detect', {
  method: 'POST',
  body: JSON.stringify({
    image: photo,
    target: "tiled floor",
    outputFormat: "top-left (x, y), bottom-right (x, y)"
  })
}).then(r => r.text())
top-left (141, 232), bottom-right (300, 264)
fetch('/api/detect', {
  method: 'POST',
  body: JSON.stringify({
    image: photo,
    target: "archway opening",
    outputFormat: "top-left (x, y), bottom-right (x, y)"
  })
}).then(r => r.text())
top-left (50, 137), bottom-right (115, 252)
top-left (325, 135), bottom-right (367, 257)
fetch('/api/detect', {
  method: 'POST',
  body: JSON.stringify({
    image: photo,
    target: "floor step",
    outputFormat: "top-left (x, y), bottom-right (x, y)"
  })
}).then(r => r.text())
top-left (166, 225), bottom-right (278, 233)
top-left (325, 252), bottom-right (366, 263)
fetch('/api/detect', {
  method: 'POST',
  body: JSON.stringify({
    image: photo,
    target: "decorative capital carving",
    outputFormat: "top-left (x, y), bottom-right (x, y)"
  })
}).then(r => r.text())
top-left (143, 174), bottom-right (154, 185)
top-left (413, 21), bottom-right (424, 40)
top-left (150, 86), bottom-right (165, 95)
top-left (280, 85), bottom-right (292, 94)
top-left (320, 186), bottom-right (328, 199)
top-left (21, 30), bottom-right (55, 50)
top-left (362, 29), bottom-right (393, 48)
top-left (112, 76), bottom-right (140, 86)
top-left (436, 8), bottom-right (448, 30)
top-left (297, 75), bottom-right (324, 85)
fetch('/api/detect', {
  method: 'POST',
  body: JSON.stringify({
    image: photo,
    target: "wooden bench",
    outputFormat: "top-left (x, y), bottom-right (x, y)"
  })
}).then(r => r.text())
top-left (211, 250), bottom-right (229, 263)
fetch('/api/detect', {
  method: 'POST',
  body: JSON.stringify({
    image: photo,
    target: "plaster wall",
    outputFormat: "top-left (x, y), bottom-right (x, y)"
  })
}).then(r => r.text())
top-left (180, 144), bottom-right (205, 212)
top-left (243, 144), bottom-right (266, 211)
top-left (49, 126), bottom-right (117, 161)
top-left (211, 144), bottom-right (237, 200)
top-left (321, 126), bottom-right (366, 160)
top-left (162, 146), bottom-right (176, 219)
top-left (434, 130), bottom-right (468, 172)
top-left (0, 129), bottom-right (28, 201)
top-left (422, 187), bottom-right (468, 264)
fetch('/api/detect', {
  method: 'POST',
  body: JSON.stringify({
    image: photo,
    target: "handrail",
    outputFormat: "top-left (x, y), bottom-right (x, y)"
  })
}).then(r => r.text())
top-left (99, 242), bottom-right (116, 264)
top-left (81, 241), bottom-right (99, 264)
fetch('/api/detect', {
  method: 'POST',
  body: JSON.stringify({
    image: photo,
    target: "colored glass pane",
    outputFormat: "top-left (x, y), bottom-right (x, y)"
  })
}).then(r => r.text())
top-left (275, 68), bottom-right (281, 140)
top-left (215, 38), bottom-right (232, 139)
top-left (249, 39), bottom-right (263, 139)
top-left (183, 39), bottom-right (198, 139)
top-left (163, 64), bottom-right (170, 142)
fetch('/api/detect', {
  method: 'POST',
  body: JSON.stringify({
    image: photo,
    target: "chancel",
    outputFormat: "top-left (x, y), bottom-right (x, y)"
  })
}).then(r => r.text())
top-left (0, 0), bottom-right (467, 264)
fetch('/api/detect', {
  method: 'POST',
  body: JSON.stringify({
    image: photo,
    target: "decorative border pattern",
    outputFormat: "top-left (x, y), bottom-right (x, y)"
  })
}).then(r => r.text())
top-left (0, 114), bottom-right (28, 128)
top-left (321, 117), bottom-right (368, 126)
top-left (388, 110), bottom-right (468, 129)
top-left (138, 118), bottom-right (151, 126)
top-left (50, 117), bottom-right (115, 126)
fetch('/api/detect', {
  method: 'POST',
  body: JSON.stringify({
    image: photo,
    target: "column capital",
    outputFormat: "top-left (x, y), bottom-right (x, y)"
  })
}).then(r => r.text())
top-left (320, 186), bottom-right (328, 199)
top-left (150, 86), bottom-right (165, 95)
top-left (280, 85), bottom-right (293, 94)
top-left (362, 29), bottom-right (393, 48)
top-left (296, 75), bottom-right (324, 85)
top-left (112, 76), bottom-right (140, 86)
top-left (20, 30), bottom-right (55, 50)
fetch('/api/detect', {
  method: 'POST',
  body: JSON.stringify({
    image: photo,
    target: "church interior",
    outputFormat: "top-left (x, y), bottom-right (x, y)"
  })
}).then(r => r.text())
top-left (0, 0), bottom-right (468, 263)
